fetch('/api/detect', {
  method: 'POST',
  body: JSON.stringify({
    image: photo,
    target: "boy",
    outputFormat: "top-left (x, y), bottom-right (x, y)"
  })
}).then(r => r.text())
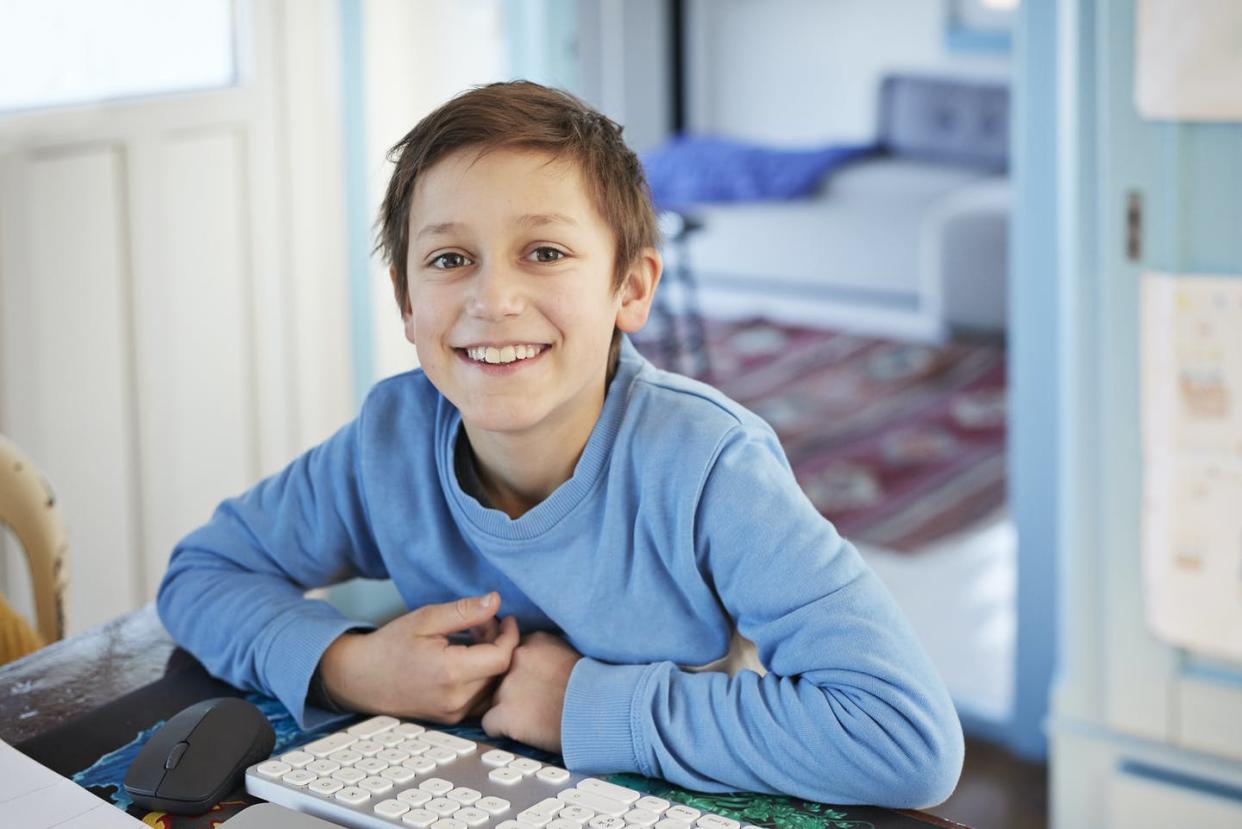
top-left (158, 81), bottom-right (963, 809)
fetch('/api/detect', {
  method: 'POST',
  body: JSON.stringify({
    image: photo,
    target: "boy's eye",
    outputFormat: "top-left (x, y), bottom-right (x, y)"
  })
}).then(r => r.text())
top-left (430, 252), bottom-right (472, 270)
top-left (529, 246), bottom-right (566, 263)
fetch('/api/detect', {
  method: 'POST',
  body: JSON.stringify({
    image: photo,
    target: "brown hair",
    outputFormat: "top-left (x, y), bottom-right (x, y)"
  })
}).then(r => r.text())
top-left (376, 80), bottom-right (660, 317)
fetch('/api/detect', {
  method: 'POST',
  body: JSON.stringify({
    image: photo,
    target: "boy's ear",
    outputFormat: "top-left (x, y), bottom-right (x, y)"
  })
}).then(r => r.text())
top-left (615, 247), bottom-right (663, 334)
top-left (389, 266), bottom-right (417, 345)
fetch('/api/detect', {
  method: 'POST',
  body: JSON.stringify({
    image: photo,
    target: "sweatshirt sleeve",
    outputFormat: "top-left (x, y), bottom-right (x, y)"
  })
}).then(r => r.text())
top-left (561, 426), bottom-right (964, 809)
top-left (156, 415), bottom-right (385, 725)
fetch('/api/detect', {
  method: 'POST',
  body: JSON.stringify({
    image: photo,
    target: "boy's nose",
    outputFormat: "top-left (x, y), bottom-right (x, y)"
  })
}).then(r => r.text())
top-left (467, 263), bottom-right (525, 320)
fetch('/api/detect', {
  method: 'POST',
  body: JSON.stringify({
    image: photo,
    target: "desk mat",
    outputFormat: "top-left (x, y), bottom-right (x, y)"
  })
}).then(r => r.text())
top-left (17, 658), bottom-right (960, 829)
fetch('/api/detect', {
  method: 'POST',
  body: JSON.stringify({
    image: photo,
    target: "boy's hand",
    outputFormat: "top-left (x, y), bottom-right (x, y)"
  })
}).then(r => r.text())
top-left (319, 592), bottom-right (519, 723)
top-left (481, 631), bottom-right (582, 754)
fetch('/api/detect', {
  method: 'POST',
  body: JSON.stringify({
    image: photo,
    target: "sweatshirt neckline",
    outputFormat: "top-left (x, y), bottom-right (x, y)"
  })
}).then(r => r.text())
top-left (438, 337), bottom-right (644, 541)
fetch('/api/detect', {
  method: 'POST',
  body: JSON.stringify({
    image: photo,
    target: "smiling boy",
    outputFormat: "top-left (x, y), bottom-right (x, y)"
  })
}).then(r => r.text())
top-left (158, 82), bottom-right (963, 808)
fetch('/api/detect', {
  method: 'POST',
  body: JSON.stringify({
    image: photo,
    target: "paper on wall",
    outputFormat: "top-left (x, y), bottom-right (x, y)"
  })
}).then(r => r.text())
top-left (1136, 0), bottom-right (1242, 121)
top-left (1140, 272), bottom-right (1242, 661)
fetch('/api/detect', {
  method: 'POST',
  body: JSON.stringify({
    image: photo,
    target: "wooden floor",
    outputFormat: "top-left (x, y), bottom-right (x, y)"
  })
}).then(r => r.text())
top-left (924, 737), bottom-right (1048, 829)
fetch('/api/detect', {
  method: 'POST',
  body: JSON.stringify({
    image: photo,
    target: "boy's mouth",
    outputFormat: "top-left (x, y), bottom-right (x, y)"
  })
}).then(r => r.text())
top-left (456, 343), bottom-right (548, 366)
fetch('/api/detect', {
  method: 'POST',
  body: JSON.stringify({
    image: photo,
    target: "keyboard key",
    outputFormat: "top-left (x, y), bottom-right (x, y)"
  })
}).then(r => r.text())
top-left (696, 817), bottom-right (738, 829)
top-left (360, 776), bottom-right (395, 795)
top-left (432, 819), bottom-right (468, 829)
top-left (377, 731), bottom-right (408, 746)
top-left (306, 759), bottom-right (340, 776)
top-left (476, 797), bottom-right (511, 815)
top-left (377, 798), bottom-right (412, 819)
top-left (482, 749), bottom-right (515, 767)
top-left (497, 822), bottom-right (528, 829)
top-left (428, 797), bottom-right (463, 816)
top-left (548, 820), bottom-right (580, 829)
top-left (449, 787), bottom-right (482, 804)
top-left (653, 820), bottom-right (690, 829)
top-left (356, 757), bottom-right (390, 774)
top-left (456, 807), bottom-right (490, 826)
top-left (420, 777), bottom-right (455, 796)
top-left (309, 777), bottom-right (344, 796)
top-left (382, 765), bottom-right (419, 784)
top-left (354, 739), bottom-right (384, 757)
top-left (349, 715), bottom-right (400, 737)
top-left (282, 769), bottom-right (316, 787)
top-left (624, 810), bottom-right (660, 826)
top-left (303, 732), bottom-right (356, 757)
top-left (328, 749), bottom-right (362, 766)
top-left (489, 768), bottom-right (523, 785)
top-left (589, 818), bottom-right (626, 829)
top-left (517, 809), bottom-right (554, 827)
top-left (420, 731), bottom-right (478, 755)
top-left (400, 739), bottom-right (432, 755)
top-left (399, 789), bottom-right (434, 807)
top-left (256, 760), bottom-right (290, 779)
top-left (333, 767), bottom-right (366, 784)
top-left (664, 807), bottom-right (700, 823)
top-left (578, 780), bottom-right (639, 805)
top-left (558, 790), bottom-right (628, 817)
top-left (634, 799), bottom-right (669, 815)
top-left (394, 722), bottom-right (427, 738)
top-left (557, 805), bottom-right (594, 824)
top-left (507, 757), bottom-right (542, 776)
top-left (280, 750), bottom-right (314, 768)
top-left (404, 809), bottom-right (439, 827)
top-left (425, 746), bottom-right (458, 764)
top-left (405, 756), bottom-right (438, 774)
top-left (528, 798), bottom-right (563, 816)
top-left (336, 786), bottom-right (371, 806)
top-left (379, 748), bottom-right (412, 764)
top-left (536, 767), bottom-right (570, 785)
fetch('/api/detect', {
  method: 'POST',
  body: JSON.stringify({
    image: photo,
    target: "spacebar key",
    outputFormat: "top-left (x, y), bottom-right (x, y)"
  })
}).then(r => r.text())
top-left (557, 789), bottom-right (627, 817)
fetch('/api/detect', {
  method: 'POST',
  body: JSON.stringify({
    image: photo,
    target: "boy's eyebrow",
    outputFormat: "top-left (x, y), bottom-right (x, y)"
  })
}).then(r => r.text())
top-left (414, 213), bottom-right (579, 242)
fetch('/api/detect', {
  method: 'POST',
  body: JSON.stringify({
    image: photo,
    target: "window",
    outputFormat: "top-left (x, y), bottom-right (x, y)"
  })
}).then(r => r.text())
top-left (0, 0), bottom-right (235, 113)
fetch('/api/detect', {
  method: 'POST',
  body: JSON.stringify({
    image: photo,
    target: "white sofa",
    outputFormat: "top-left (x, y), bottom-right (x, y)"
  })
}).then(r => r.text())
top-left (673, 74), bottom-right (1011, 342)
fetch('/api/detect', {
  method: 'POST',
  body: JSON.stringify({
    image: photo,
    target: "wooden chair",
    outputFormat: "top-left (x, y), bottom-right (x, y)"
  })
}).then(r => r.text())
top-left (0, 434), bottom-right (69, 664)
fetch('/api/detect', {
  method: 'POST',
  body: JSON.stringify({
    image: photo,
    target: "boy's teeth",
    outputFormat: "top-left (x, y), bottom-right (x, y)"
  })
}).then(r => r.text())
top-left (467, 344), bottom-right (543, 364)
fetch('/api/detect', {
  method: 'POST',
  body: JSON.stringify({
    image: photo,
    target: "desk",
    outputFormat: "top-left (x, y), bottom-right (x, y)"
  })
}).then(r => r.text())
top-left (0, 606), bottom-right (968, 829)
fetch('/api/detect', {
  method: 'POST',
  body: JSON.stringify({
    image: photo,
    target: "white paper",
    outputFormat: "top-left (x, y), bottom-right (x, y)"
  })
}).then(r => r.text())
top-left (0, 738), bottom-right (144, 827)
top-left (1140, 273), bottom-right (1242, 661)
top-left (1136, 0), bottom-right (1242, 121)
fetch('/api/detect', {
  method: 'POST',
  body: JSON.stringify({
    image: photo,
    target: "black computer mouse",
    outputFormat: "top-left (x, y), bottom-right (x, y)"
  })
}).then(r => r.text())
top-left (124, 697), bottom-right (275, 814)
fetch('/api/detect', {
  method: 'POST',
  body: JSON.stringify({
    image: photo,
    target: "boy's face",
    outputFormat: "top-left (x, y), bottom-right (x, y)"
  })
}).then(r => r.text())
top-left (399, 147), bottom-right (657, 442)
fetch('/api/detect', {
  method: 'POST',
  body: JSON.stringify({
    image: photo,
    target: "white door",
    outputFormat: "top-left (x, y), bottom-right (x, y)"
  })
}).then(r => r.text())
top-left (0, 0), bottom-right (352, 634)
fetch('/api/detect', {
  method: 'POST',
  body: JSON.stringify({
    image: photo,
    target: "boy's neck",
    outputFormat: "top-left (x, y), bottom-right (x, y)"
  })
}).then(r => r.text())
top-left (459, 386), bottom-right (605, 520)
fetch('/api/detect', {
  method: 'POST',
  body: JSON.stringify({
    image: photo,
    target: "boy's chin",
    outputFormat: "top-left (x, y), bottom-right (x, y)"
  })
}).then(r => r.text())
top-left (459, 407), bottom-right (548, 437)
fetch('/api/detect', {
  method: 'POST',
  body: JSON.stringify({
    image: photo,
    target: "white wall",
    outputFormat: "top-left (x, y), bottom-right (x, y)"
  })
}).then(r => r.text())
top-left (687, 0), bottom-right (1010, 145)
top-left (361, 0), bottom-right (510, 384)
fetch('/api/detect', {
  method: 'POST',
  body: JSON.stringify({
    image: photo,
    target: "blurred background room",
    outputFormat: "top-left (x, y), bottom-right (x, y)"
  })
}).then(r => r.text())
top-left (2, 1), bottom-right (1241, 827)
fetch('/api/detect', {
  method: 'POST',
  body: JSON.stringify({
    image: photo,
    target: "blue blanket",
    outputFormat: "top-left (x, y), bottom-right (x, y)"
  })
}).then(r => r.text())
top-left (640, 135), bottom-right (878, 209)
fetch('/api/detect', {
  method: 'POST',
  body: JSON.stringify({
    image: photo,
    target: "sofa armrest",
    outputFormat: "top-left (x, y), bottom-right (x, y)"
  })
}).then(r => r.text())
top-left (919, 178), bottom-right (1011, 338)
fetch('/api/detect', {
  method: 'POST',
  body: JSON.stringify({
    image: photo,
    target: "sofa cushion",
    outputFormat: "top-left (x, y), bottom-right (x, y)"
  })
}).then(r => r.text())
top-left (877, 74), bottom-right (1009, 171)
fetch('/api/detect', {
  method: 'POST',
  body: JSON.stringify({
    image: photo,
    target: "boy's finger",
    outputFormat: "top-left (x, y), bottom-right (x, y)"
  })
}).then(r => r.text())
top-left (469, 617), bottom-right (500, 644)
top-left (410, 593), bottom-right (499, 636)
top-left (444, 617), bottom-right (520, 680)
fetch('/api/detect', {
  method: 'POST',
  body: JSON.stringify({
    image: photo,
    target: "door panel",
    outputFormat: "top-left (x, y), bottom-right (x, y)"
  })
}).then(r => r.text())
top-left (1096, 0), bottom-right (1242, 741)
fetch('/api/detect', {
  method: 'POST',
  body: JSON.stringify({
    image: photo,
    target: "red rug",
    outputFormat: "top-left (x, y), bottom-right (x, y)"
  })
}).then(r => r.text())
top-left (633, 318), bottom-right (1007, 551)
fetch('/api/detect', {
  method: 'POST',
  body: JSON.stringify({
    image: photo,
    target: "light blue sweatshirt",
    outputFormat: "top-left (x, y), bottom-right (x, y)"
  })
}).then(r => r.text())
top-left (157, 338), bottom-right (963, 808)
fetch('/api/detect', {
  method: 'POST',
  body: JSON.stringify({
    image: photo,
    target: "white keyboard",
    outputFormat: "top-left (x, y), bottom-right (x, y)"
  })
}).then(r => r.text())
top-left (245, 716), bottom-right (759, 829)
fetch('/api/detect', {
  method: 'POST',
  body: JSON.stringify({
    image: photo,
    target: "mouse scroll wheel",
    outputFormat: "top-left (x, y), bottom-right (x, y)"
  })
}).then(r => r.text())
top-left (164, 741), bottom-right (190, 770)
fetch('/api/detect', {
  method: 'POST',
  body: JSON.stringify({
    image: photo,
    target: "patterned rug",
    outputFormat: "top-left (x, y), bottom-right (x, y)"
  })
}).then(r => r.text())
top-left (633, 318), bottom-right (1007, 552)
